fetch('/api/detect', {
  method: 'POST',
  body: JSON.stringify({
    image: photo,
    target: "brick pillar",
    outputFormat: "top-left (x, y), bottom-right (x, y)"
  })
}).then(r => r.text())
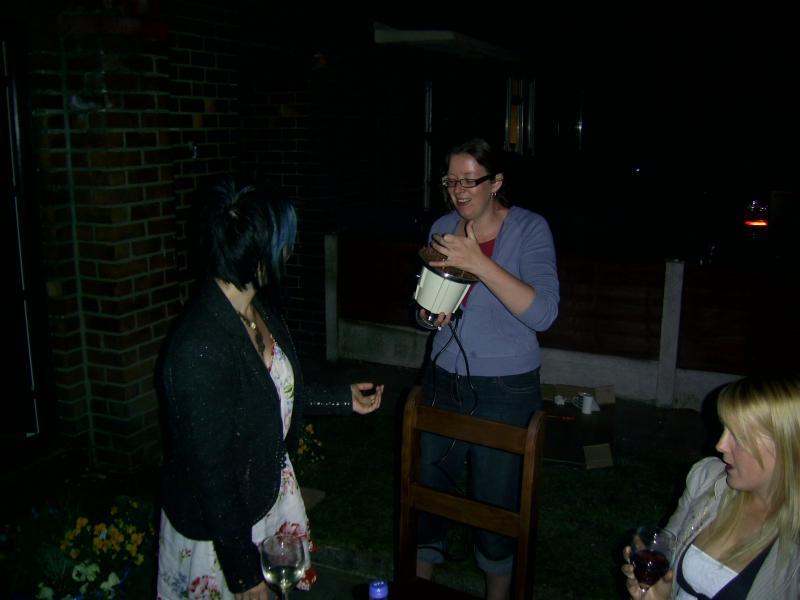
top-left (32, 8), bottom-right (177, 468)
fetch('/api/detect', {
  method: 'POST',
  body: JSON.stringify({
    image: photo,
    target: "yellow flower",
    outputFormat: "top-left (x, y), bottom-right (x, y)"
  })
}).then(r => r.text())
top-left (109, 525), bottom-right (124, 550)
top-left (30, 500), bottom-right (152, 599)
top-left (93, 537), bottom-right (111, 553)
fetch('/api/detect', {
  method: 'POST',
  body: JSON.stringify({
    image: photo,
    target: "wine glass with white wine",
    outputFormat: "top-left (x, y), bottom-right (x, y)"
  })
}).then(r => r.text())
top-left (259, 533), bottom-right (308, 600)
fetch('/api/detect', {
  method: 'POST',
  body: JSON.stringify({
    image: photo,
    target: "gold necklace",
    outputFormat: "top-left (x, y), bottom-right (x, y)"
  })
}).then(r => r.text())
top-left (237, 311), bottom-right (266, 355)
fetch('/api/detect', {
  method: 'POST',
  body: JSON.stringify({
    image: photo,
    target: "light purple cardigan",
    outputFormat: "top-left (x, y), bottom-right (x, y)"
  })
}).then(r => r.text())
top-left (428, 206), bottom-right (560, 377)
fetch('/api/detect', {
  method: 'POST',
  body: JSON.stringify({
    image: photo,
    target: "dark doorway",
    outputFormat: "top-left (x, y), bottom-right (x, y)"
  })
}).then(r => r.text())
top-left (1, 22), bottom-right (54, 453)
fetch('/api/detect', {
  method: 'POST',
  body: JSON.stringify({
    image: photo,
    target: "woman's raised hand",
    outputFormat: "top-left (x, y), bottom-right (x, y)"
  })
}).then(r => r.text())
top-left (350, 383), bottom-right (383, 414)
top-left (429, 221), bottom-right (487, 276)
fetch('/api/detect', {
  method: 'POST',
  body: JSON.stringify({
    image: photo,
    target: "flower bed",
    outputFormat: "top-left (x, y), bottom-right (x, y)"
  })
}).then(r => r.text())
top-left (2, 494), bottom-right (154, 600)
top-left (292, 423), bottom-right (324, 477)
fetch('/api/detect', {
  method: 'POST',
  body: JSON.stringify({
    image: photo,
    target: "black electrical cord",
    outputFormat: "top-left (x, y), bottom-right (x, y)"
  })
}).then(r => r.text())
top-left (419, 315), bottom-right (481, 563)
top-left (429, 318), bottom-right (457, 409)
top-left (450, 320), bottom-right (479, 416)
top-left (428, 316), bottom-right (480, 496)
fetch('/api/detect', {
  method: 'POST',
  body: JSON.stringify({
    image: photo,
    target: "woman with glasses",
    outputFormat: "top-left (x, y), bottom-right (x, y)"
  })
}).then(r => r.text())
top-left (416, 138), bottom-right (559, 600)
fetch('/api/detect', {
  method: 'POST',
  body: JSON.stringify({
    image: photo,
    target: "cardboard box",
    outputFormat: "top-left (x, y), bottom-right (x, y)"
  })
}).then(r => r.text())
top-left (540, 383), bottom-right (615, 469)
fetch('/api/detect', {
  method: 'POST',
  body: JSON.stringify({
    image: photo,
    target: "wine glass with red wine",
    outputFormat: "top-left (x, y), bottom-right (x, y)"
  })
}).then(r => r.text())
top-left (629, 526), bottom-right (676, 594)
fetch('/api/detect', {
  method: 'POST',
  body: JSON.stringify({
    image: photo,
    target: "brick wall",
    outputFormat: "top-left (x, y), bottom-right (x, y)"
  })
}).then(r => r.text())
top-left (31, 5), bottom-right (177, 467)
top-left (239, 52), bottom-right (318, 351)
top-left (23, 5), bottom-right (426, 466)
top-left (23, 0), bottom-right (248, 468)
top-left (164, 1), bottom-right (241, 300)
top-left (239, 16), bottom-right (380, 355)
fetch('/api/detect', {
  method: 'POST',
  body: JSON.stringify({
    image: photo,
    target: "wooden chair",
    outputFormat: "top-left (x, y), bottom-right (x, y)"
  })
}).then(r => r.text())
top-left (394, 385), bottom-right (546, 600)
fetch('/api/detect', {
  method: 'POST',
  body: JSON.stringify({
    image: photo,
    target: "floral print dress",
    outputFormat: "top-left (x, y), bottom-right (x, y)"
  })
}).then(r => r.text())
top-left (157, 339), bottom-right (316, 600)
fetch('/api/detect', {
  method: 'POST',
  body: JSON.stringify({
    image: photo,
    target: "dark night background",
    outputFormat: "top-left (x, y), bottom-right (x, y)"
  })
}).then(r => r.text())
top-left (2, 9), bottom-right (797, 600)
top-left (3, 3), bottom-right (797, 470)
top-left (367, 8), bottom-right (798, 263)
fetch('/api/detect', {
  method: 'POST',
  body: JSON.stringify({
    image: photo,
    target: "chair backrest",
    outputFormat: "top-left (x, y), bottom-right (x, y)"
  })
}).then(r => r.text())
top-left (396, 385), bottom-right (546, 600)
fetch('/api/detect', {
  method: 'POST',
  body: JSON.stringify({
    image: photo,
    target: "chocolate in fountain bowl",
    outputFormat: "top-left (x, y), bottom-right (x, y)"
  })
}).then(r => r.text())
top-left (418, 247), bottom-right (479, 283)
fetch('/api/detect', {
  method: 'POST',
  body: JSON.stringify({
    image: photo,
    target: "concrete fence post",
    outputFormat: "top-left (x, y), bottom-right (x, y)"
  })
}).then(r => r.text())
top-left (656, 260), bottom-right (685, 406)
top-left (324, 234), bottom-right (339, 362)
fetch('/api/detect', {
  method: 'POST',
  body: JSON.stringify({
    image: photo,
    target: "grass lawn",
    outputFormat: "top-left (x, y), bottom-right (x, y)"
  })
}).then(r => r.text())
top-left (1, 386), bottom-right (708, 599)
top-left (298, 398), bottom-right (705, 599)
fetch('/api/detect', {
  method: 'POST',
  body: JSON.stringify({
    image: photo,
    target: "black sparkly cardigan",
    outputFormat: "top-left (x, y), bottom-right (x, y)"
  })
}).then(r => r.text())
top-left (158, 279), bottom-right (352, 593)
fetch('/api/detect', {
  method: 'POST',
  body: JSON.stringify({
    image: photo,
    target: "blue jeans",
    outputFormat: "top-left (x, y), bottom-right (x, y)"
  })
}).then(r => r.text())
top-left (416, 365), bottom-right (542, 575)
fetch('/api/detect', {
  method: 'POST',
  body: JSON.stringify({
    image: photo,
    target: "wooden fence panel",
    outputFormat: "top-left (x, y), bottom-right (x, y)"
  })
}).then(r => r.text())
top-left (538, 257), bottom-right (665, 360)
top-left (335, 234), bottom-right (798, 376)
top-left (337, 234), bottom-right (421, 326)
top-left (678, 264), bottom-right (798, 375)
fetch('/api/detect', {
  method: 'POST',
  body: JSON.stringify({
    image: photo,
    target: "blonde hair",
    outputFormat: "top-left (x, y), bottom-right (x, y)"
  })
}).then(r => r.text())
top-left (706, 376), bottom-right (800, 565)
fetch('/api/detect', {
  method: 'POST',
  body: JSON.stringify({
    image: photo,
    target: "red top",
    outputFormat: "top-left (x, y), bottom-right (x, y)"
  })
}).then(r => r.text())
top-left (460, 238), bottom-right (495, 307)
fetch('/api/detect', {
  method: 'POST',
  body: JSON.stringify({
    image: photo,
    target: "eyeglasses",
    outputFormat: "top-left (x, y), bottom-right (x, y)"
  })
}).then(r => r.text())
top-left (441, 174), bottom-right (494, 188)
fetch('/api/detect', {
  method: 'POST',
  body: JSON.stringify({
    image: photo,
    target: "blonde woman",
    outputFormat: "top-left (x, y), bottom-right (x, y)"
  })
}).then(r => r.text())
top-left (623, 376), bottom-right (800, 599)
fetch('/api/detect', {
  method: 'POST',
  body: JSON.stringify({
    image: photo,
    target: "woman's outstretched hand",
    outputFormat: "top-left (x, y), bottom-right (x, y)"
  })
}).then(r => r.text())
top-left (350, 383), bottom-right (384, 414)
top-left (621, 546), bottom-right (673, 600)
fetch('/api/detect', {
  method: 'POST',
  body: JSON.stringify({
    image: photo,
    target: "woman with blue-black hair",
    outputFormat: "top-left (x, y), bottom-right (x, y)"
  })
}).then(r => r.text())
top-left (156, 177), bottom-right (383, 600)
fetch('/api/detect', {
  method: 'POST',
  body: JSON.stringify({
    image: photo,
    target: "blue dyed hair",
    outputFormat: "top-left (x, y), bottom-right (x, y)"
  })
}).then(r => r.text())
top-left (205, 176), bottom-right (296, 289)
top-left (266, 192), bottom-right (297, 279)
